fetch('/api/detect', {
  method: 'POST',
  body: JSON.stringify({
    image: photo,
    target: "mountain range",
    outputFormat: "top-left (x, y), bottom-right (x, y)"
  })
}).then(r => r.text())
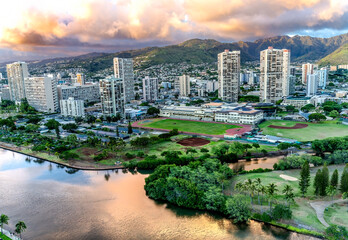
top-left (2, 33), bottom-right (348, 73)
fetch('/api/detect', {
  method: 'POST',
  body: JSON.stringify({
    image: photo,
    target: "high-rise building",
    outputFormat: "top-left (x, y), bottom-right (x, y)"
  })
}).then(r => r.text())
top-left (307, 74), bottom-right (318, 96)
top-left (289, 76), bottom-right (296, 95)
top-left (57, 84), bottom-right (100, 103)
top-left (316, 68), bottom-right (328, 89)
top-left (260, 47), bottom-right (290, 103)
top-left (60, 97), bottom-right (85, 117)
top-left (218, 50), bottom-right (240, 102)
top-left (24, 76), bottom-right (59, 113)
top-left (302, 63), bottom-right (318, 84)
top-left (99, 77), bottom-right (124, 116)
top-left (6, 62), bottom-right (29, 101)
top-left (76, 73), bottom-right (85, 85)
top-left (179, 75), bottom-right (190, 97)
top-left (143, 76), bottom-right (159, 102)
top-left (0, 73), bottom-right (3, 79)
top-left (206, 80), bottom-right (219, 92)
top-left (113, 58), bottom-right (134, 103)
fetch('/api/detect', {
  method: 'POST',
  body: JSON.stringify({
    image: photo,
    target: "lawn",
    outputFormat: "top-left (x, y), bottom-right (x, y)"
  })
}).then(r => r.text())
top-left (0, 232), bottom-right (13, 240)
top-left (141, 119), bottom-right (241, 135)
top-left (231, 164), bottom-right (347, 231)
top-left (324, 203), bottom-right (348, 228)
top-left (259, 120), bottom-right (348, 141)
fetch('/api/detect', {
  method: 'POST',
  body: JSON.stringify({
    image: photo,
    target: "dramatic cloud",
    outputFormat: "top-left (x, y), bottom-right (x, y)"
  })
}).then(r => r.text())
top-left (0, 0), bottom-right (347, 61)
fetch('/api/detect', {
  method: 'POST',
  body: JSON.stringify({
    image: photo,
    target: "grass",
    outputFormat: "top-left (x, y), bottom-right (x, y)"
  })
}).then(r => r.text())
top-left (259, 120), bottom-right (348, 141)
top-left (232, 164), bottom-right (347, 231)
top-left (141, 119), bottom-right (241, 135)
top-left (324, 203), bottom-right (348, 228)
top-left (0, 232), bottom-right (13, 240)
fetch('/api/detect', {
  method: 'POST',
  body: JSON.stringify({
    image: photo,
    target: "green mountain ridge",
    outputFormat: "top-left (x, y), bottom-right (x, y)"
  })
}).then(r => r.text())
top-left (21, 33), bottom-right (348, 73)
top-left (318, 43), bottom-right (348, 66)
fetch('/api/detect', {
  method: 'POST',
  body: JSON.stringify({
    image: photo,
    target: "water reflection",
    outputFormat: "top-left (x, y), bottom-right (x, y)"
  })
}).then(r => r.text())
top-left (230, 156), bottom-right (283, 171)
top-left (0, 149), bottom-right (306, 240)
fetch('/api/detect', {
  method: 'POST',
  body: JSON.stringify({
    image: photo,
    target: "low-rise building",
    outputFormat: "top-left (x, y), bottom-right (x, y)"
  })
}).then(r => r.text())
top-left (282, 97), bottom-right (311, 108)
top-left (60, 97), bottom-right (85, 117)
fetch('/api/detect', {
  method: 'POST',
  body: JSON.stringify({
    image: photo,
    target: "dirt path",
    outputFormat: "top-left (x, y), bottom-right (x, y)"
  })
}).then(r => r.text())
top-left (310, 199), bottom-right (347, 227)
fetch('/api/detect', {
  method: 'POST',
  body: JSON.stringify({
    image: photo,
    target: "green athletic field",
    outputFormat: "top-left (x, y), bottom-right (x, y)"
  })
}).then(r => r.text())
top-left (141, 119), bottom-right (241, 135)
top-left (259, 120), bottom-right (348, 141)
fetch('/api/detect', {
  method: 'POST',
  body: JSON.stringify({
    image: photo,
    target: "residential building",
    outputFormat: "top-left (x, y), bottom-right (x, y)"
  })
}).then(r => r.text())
top-left (206, 80), bottom-right (219, 92)
top-left (306, 74), bottom-right (318, 97)
top-left (60, 97), bottom-right (85, 117)
top-left (302, 63), bottom-right (318, 84)
top-left (179, 75), bottom-right (190, 97)
top-left (24, 76), bottom-right (58, 113)
top-left (113, 57), bottom-right (134, 103)
top-left (76, 73), bottom-right (85, 85)
top-left (218, 50), bottom-right (240, 102)
top-left (57, 84), bottom-right (100, 103)
top-left (143, 76), bottom-right (159, 102)
top-left (289, 76), bottom-right (296, 95)
top-left (6, 62), bottom-right (29, 101)
top-left (0, 87), bottom-right (11, 101)
top-left (260, 47), bottom-right (290, 103)
top-left (316, 68), bottom-right (328, 89)
top-left (99, 77), bottom-right (124, 116)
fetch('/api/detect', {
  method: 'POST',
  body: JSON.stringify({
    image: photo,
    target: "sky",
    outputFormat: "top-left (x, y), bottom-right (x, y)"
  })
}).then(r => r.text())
top-left (0, 0), bottom-right (347, 62)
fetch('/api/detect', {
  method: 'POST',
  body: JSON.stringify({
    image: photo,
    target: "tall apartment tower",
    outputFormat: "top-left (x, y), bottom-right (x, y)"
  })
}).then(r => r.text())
top-left (316, 68), bottom-right (328, 89)
top-left (179, 75), bottom-right (190, 97)
top-left (302, 63), bottom-right (318, 84)
top-left (218, 50), bottom-right (240, 102)
top-left (306, 74), bottom-right (318, 97)
top-left (143, 76), bottom-right (159, 102)
top-left (260, 47), bottom-right (290, 103)
top-left (24, 76), bottom-right (59, 113)
top-left (6, 62), bottom-right (29, 101)
top-left (113, 58), bottom-right (134, 103)
top-left (99, 77), bottom-right (124, 116)
top-left (76, 73), bottom-right (85, 85)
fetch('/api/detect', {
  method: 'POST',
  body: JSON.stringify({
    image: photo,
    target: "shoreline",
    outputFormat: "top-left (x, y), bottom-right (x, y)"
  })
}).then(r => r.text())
top-left (0, 142), bottom-right (125, 171)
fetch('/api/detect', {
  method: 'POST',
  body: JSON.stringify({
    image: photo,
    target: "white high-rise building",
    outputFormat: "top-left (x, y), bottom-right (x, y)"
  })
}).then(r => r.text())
top-left (302, 63), bottom-right (318, 84)
top-left (143, 76), bottom-right (159, 102)
top-left (218, 50), bottom-right (240, 102)
top-left (113, 58), bottom-right (134, 103)
top-left (316, 68), bottom-right (328, 89)
top-left (179, 75), bottom-right (190, 97)
top-left (0, 73), bottom-right (3, 79)
top-left (260, 47), bottom-right (290, 103)
top-left (60, 97), bottom-right (85, 117)
top-left (57, 83), bottom-right (100, 103)
top-left (206, 80), bottom-right (219, 92)
top-left (99, 77), bottom-right (124, 116)
top-left (307, 74), bottom-right (318, 97)
top-left (6, 62), bottom-right (29, 101)
top-left (24, 76), bottom-right (59, 113)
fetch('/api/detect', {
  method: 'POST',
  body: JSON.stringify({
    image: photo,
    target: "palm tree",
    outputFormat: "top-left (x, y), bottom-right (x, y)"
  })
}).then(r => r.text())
top-left (254, 178), bottom-right (262, 205)
top-left (267, 183), bottom-right (278, 211)
top-left (282, 184), bottom-right (295, 207)
top-left (0, 214), bottom-right (9, 234)
top-left (245, 179), bottom-right (256, 206)
top-left (15, 221), bottom-right (27, 239)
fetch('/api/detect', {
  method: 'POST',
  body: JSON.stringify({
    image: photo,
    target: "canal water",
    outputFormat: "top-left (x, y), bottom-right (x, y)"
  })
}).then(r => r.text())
top-left (0, 149), bottom-right (310, 240)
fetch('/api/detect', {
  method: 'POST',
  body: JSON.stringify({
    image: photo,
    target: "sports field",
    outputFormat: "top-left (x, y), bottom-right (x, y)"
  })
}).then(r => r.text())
top-left (259, 120), bottom-right (348, 141)
top-left (140, 119), bottom-right (241, 135)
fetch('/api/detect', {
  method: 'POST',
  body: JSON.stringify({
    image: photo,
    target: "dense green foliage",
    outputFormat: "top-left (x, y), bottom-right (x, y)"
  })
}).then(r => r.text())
top-left (144, 159), bottom-right (252, 223)
top-left (299, 161), bottom-right (310, 196)
top-left (271, 204), bottom-right (292, 220)
top-left (238, 95), bottom-right (260, 102)
top-left (312, 136), bottom-right (348, 156)
top-left (273, 154), bottom-right (323, 170)
top-left (325, 225), bottom-right (348, 240)
top-left (341, 164), bottom-right (348, 193)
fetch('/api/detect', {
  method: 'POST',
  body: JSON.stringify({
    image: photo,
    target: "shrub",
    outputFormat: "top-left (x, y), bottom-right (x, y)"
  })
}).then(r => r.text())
top-left (125, 152), bottom-right (136, 159)
top-left (136, 151), bottom-right (145, 158)
top-left (224, 195), bottom-right (251, 223)
top-left (60, 151), bottom-right (79, 160)
top-left (271, 204), bottom-right (292, 220)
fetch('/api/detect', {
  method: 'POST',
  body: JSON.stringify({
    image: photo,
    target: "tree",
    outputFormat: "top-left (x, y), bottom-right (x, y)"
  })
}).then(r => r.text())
top-left (267, 183), bottom-right (278, 211)
top-left (74, 116), bottom-right (84, 124)
top-left (15, 221), bottom-right (27, 238)
top-left (200, 148), bottom-right (209, 153)
top-left (301, 104), bottom-right (315, 113)
top-left (62, 123), bottom-right (78, 132)
top-left (252, 143), bottom-right (260, 149)
top-left (343, 192), bottom-right (348, 213)
top-left (308, 113), bottom-right (326, 122)
top-left (314, 169), bottom-right (322, 196)
top-left (225, 196), bottom-right (251, 223)
top-left (329, 110), bottom-right (340, 118)
top-left (186, 148), bottom-right (197, 156)
top-left (283, 184), bottom-right (295, 206)
top-left (128, 121), bottom-right (133, 134)
top-left (45, 119), bottom-right (60, 130)
top-left (299, 160), bottom-right (310, 196)
top-left (341, 164), bottom-right (348, 193)
top-left (285, 105), bottom-right (295, 113)
top-left (86, 115), bottom-right (96, 124)
top-left (0, 214), bottom-right (9, 234)
top-left (326, 185), bottom-right (337, 201)
top-left (147, 107), bottom-right (160, 115)
top-left (321, 164), bottom-right (330, 196)
top-left (116, 126), bottom-right (120, 137)
top-left (331, 169), bottom-right (339, 188)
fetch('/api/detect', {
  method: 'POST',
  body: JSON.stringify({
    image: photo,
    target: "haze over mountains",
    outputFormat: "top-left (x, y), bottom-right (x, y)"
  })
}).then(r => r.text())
top-left (2, 33), bottom-right (348, 72)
